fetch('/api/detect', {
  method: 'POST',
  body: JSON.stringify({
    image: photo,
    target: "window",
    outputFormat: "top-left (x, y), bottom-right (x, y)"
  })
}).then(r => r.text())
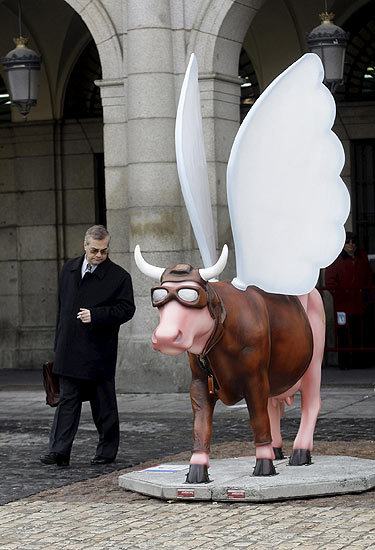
top-left (352, 140), bottom-right (375, 253)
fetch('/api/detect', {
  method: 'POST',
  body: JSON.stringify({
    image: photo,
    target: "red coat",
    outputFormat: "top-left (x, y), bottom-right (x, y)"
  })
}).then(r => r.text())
top-left (325, 250), bottom-right (373, 315)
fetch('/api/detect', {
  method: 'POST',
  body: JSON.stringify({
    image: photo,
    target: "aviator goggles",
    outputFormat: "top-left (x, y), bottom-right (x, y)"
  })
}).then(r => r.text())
top-left (151, 285), bottom-right (208, 309)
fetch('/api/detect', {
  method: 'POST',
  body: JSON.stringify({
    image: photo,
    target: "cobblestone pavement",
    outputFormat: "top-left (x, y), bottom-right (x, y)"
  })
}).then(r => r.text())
top-left (0, 370), bottom-right (374, 549)
top-left (0, 440), bottom-right (374, 550)
top-left (0, 386), bottom-right (374, 505)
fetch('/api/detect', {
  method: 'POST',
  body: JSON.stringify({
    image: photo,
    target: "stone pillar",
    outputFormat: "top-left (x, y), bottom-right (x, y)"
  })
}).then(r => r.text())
top-left (199, 73), bottom-right (241, 278)
top-left (126, 0), bottom-right (180, 257)
top-left (95, 77), bottom-right (129, 254)
top-left (187, 0), bottom-right (265, 278)
top-left (116, 0), bottom-right (190, 392)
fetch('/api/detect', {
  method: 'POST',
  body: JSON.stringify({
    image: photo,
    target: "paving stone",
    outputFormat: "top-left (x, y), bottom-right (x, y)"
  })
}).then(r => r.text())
top-left (0, 384), bottom-right (374, 505)
top-left (0, 377), bottom-right (374, 549)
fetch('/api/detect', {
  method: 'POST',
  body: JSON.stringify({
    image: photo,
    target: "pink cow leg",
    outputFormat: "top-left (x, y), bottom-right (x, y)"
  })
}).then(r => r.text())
top-left (290, 289), bottom-right (324, 465)
top-left (268, 398), bottom-right (286, 459)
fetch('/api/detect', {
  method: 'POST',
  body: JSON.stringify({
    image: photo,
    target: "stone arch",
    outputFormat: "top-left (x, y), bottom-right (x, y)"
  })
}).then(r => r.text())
top-left (63, 0), bottom-right (122, 79)
top-left (185, 2), bottom-right (269, 285)
top-left (340, 1), bottom-right (375, 101)
top-left (189, 0), bottom-right (267, 77)
top-left (335, 0), bottom-right (372, 26)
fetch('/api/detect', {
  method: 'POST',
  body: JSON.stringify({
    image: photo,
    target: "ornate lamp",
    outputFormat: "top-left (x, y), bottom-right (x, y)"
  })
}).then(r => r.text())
top-left (0, 0), bottom-right (41, 118)
top-left (1, 36), bottom-right (41, 117)
top-left (307, 11), bottom-right (348, 90)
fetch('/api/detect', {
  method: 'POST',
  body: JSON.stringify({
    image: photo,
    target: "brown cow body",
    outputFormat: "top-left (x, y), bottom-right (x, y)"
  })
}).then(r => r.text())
top-left (186, 283), bottom-right (317, 478)
top-left (136, 248), bottom-right (325, 480)
top-left (199, 283), bottom-right (313, 407)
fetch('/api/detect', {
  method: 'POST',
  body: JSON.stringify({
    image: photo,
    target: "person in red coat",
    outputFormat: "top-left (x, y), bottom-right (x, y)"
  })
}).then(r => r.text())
top-left (325, 232), bottom-right (374, 368)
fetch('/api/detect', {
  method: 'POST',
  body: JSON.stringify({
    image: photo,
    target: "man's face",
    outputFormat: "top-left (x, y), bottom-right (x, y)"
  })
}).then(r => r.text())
top-left (84, 236), bottom-right (110, 265)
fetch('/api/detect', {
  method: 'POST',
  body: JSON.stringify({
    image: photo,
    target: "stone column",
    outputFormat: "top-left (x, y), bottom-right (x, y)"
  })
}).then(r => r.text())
top-left (187, 0), bottom-right (265, 279)
top-left (117, 1), bottom-right (190, 391)
top-left (199, 73), bottom-right (241, 278)
top-left (95, 77), bottom-right (129, 253)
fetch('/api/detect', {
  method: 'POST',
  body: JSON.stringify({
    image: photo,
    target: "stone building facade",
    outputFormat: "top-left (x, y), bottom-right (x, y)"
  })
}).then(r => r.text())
top-left (0, 0), bottom-right (374, 391)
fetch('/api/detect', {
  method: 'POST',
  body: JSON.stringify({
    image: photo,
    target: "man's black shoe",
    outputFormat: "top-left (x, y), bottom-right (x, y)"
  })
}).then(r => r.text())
top-left (40, 452), bottom-right (70, 467)
top-left (90, 456), bottom-right (115, 465)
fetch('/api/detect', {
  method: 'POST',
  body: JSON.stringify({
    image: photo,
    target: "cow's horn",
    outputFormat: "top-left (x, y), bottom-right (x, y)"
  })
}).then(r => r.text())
top-left (199, 245), bottom-right (228, 281)
top-left (134, 245), bottom-right (164, 281)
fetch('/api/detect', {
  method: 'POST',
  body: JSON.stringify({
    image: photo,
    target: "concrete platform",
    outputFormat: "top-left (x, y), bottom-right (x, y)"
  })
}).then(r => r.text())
top-left (119, 455), bottom-right (375, 502)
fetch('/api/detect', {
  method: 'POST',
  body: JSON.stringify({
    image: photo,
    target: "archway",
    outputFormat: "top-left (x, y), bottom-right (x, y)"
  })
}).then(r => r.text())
top-left (189, 0), bottom-right (267, 76)
top-left (186, 1), bottom-right (266, 258)
top-left (63, 0), bottom-right (122, 80)
top-left (0, 0), bottom-right (111, 371)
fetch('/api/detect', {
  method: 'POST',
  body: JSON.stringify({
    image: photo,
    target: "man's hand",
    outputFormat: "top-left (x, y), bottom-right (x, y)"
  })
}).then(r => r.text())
top-left (77, 308), bottom-right (91, 323)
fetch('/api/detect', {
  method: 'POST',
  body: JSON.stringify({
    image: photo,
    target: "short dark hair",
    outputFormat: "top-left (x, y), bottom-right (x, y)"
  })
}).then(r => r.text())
top-left (345, 231), bottom-right (357, 244)
top-left (85, 225), bottom-right (110, 243)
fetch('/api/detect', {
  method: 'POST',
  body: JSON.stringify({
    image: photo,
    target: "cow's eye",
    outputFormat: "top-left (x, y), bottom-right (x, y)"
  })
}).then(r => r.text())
top-left (177, 288), bottom-right (199, 302)
top-left (152, 288), bottom-right (168, 302)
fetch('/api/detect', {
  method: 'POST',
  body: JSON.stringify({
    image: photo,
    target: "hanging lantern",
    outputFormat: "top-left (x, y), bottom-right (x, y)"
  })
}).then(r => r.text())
top-left (307, 12), bottom-right (348, 88)
top-left (0, 36), bottom-right (41, 117)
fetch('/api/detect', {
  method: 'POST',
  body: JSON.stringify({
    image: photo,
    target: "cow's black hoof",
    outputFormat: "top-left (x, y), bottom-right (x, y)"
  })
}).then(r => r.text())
top-left (273, 447), bottom-right (285, 460)
top-left (185, 464), bottom-right (210, 484)
top-left (289, 449), bottom-right (312, 466)
top-left (253, 459), bottom-right (277, 476)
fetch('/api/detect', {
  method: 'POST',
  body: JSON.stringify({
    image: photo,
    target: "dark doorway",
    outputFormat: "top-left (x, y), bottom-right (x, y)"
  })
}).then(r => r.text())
top-left (238, 48), bottom-right (260, 123)
top-left (63, 40), bottom-right (102, 120)
top-left (323, 139), bottom-right (375, 369)
top-left (62, 38), bottom-right (105, 228)
top-left (94, 152), bottom-right (106, 226)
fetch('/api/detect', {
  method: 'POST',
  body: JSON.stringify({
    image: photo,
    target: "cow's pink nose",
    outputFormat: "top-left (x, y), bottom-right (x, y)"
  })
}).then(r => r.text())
top-left (152, 329), bottom-right (184, 349)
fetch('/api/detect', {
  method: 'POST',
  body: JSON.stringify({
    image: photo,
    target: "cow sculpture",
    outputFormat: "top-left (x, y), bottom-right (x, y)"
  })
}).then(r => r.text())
top-left (135, 245), bottom-right (325, 481)
top-left (135, 53), bottom-right (350, 482)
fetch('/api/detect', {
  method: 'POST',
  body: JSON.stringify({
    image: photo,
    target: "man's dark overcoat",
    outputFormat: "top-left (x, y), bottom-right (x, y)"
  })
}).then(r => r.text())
top-left (53, 255), bottom-right (136, 380)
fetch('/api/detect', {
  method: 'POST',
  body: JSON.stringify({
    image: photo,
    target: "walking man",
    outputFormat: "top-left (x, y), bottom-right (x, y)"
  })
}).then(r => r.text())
top-left (41, 225), bottom-right (136, 466)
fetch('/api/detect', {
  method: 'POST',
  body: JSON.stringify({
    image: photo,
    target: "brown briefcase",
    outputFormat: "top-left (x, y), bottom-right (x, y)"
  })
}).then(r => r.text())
top-left (42, 361), bottom-right (60, 407)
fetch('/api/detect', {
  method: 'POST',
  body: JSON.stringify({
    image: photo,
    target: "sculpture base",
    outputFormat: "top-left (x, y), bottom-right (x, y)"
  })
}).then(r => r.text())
top-left (119, 455), bottom-right (375, 502)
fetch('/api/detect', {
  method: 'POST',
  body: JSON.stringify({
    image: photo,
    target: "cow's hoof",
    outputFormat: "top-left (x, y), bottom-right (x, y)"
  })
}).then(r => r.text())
top-left (253, 459), bottom-right (277, 476)
top-left (185, 464), bottom-right (210, 484)
top-left (273, 447), bottom-right (285, 460)
top-left (289, 449), bottom-right (312, 466)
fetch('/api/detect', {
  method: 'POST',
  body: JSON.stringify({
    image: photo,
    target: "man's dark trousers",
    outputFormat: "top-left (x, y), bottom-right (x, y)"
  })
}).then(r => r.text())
top-left (49, 376), bottom-right (119, 460)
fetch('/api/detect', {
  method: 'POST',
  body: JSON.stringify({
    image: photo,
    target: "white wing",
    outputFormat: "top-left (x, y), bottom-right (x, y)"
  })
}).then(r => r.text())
top-left (175, 54), bottom-right (217, 267)
top-left (227, 53), bottom-right (350, 295)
